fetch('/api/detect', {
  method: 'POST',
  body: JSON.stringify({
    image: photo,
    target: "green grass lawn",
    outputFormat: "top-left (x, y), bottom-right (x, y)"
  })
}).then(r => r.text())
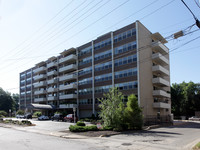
top-left (193, 142), bottom-right (200, 150)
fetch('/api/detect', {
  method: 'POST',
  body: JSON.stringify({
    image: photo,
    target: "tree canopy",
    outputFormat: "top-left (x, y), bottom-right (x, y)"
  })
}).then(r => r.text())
top-left (0, 87), bottom-right (19, 114)
top-left (171, 81), bottom-right (200, 117)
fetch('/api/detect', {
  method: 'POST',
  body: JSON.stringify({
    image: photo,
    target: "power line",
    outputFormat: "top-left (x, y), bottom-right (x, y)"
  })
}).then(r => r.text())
top-left (0, 0), bottom-right (108, 69)
top-left (1, 0), bottom-right (74, 60)
top-left (140, 0), bottom-right (175, 20)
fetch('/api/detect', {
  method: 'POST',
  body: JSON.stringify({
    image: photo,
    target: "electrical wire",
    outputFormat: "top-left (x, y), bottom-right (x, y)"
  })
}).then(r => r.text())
top-left (1, 0), bottom-right (74, 59)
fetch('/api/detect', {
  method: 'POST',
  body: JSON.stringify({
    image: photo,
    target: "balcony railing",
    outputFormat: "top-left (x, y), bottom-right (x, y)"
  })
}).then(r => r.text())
top-left (153, 90), bottom-right (170, 98)
top-left (153, 102), bottom-right (170, 109)
top-left (152, 77), bottom-right (170, 87)
top-left (59, 74), bottom-right (77, 82)
top-left (152, 65), bottom-right (169, 76)
top-left (34, 81), bottom-right (46, 88)
top-left (34, 90), bottom-right (46, 95)
top-left (58, 64), bottom-right (77, 73)
top-left (59, 54), bottom-right (77, 64)
top-left (47, 70), bottom-right (57, 76)
top-left (47, 88), bottom-right (57, 93)
top-left (47, 78), bottom-right (58, 85)
top-left (34, 97), bottom-right (46, 102)
top-left (47, 96), bottom-right (57, 101)
top-left (152, 53), bottom-right (169, 66)
top-left (33, 74), bottom-right (47, 81)
top-left (59, 104), bottom-right (77, 109)
top-left (47, 62), bottom-right (57, 68)
top-left (152, 41), bottom-right (169, 54)
top-left (59, 84), bottom-right (77, 91)
top-left (33, 66), bottom-right (46, 74)
top-left (59, 94), bottom-right (77, 100)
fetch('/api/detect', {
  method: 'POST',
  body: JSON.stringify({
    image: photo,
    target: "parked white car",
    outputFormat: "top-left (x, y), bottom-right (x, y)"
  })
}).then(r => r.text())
top-left (38, 115), bottom-right (49, 120)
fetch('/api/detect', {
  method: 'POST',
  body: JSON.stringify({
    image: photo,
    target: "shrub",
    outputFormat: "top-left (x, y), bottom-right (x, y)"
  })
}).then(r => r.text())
top-left (33, 111), bottom-right (42, 117)
top-left (85, 125), bottom-right (98, 131)
top-left (16, 110), bottom-right (24, 115)
top-left (21, 120), bottom-right (32, 125)
top-left (0, 110), bottom-right (8, 117)
top-left (76, 121), bottom-right (86, 126)
top-left (69, 125), bottom-right (86, 132)
top-left (103, 126), bottom-right (113, 130)
top-left (0, 114), bottom-right (4, 119)
top-left (69, 125), bottom-right (98, 132)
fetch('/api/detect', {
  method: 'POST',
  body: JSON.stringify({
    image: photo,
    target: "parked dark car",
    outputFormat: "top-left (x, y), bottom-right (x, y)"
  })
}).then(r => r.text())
top-left (64, 114), bottom-right (77, 122)
top-left (24, 113), bottom-right (32, 119)
top-left (51, 114), bottom-right (64, 121)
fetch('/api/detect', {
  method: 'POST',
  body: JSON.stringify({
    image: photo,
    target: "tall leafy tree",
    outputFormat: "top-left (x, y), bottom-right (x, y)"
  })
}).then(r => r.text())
top-left (171, 81), bottom-right (200, 117)
top-left (124, 94), bottom-right (143, 129)
top-left (98, 88), bottom-right (125, 129)
top-left (0, 87), bottom-right (15, 113)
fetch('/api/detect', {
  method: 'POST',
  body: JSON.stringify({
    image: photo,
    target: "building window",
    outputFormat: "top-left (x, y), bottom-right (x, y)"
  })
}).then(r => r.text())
top-left (115, 68), bottom-right (137, 79)
top-left (94, 38), bottom-right (111, 50)
top-left (79, 77), bottom-right (92, 85)
top-left (94, 50), bottom-right (112, 61)
top-left (114, 54), bottom-right (137, 67)
top-left (114, 41), bottom-right (136, 55)
top-left (79, 56), bottom-right (92, 66)
top-left (78, 46), bottom-right (92, 56)
top-left (95, 61), bottom-right (112, 72)
top-left (78, 67), bottom-right (92, 76)
top-left (95, 73), bottom-right (112, 83)
top-left (115, 81), bottom-right (138, 90)
top-left (114, 28), bottom-right (136, 43)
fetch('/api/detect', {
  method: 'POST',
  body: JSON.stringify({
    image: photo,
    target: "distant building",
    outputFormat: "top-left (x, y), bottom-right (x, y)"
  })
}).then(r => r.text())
top-left (19, 21), bottom-right (171, 122)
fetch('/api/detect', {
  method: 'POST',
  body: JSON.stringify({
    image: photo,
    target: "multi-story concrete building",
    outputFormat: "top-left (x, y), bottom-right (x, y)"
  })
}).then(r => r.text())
top-left (19, 21), bottom-right (171, 121)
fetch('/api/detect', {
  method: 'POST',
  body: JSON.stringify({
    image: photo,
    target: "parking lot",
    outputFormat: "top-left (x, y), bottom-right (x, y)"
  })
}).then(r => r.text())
top-left (11, 118), bottom-right (74, 133)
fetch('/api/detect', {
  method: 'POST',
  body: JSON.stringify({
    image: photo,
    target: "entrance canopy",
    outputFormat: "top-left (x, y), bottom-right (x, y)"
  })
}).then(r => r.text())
top-left (28, 103), bottom-right (54, 110)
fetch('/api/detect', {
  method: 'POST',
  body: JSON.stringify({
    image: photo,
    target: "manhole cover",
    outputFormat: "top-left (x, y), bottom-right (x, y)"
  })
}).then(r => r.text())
top-left (122, 143), bottom-right (132, 146)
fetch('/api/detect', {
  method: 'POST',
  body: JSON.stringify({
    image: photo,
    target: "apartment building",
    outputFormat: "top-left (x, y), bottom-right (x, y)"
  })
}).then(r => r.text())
top-left (19, 21), bottom-right (171, 121)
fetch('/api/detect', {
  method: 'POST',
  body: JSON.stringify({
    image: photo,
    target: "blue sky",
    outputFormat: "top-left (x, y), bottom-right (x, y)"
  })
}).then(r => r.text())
top-left (0, 0), bottom-right (200, 93)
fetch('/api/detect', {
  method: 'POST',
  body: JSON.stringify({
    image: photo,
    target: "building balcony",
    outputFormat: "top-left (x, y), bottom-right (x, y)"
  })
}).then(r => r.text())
top-left (59, 54), bottom-right (77, 64)
top-left (34, 97), bottom-right (46, 102)
top-left (47, 70), bottom-right (57, 76)
top-left (34, 81), bottom-right (46, 88)
top-left (152, 41), bottom-right (169, 54)
top-left (33, 74), bottom-right (47, 81)
top-left (59, 94), bottom-right (77, 100)
top-left (152, 77), bottom-right (170, 87)
top-left (153, 90), bottom-right (170, 98)
top-left (47, 96), bottom-right (57, 101)
top-left (152, 53), bottom-right (169, 66)
top-left (58, 64), bottom-right (77, 73)
top-left (59, 104), bottom-right (77, 109)
top-left (47, 78), bottom-right (58, 85)
top-left (47, 62), bottom-right (57, 68)
top-left (59, 74), bottom-right (77, 82)
top-left (34, 90), bottom-right (46, 95)
top-left (59, 84), bottom-right (77, 91)
top-left (47, 87), bottom-right (57, 93)
top-left (33, 66), bottom-right (46, 74)
top-left (152, 65), bottom-right (169, 76)
top-left (153, 102), bottom-right (170, 109)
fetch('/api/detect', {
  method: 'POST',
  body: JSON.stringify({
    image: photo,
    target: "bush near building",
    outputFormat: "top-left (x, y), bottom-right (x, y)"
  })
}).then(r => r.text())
top-left (0, 110), bottom-right (8, 117)
top-left (69, 121), bottom-right (98, 132)
top-left (99, 88), bottom-right (143, 131)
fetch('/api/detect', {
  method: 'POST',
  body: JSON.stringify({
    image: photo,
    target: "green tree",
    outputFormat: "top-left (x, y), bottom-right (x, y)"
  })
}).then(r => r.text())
top-left (0, 87), bottom-right (15, 113)
top-left (16, 110), bottom-right (24, 115)
top-left (124, 94), bottom-right (143, 130)
top-left (98, 88), bottom-right (125, 129)
top-left (171, 81), bottom-right (200, 117)
top-left (12, 93), bottom-right (19, 112)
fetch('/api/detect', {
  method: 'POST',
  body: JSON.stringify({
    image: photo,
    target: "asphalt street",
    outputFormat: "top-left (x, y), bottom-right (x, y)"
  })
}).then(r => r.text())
top-left (0, 119), bottom-right (200, 150)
